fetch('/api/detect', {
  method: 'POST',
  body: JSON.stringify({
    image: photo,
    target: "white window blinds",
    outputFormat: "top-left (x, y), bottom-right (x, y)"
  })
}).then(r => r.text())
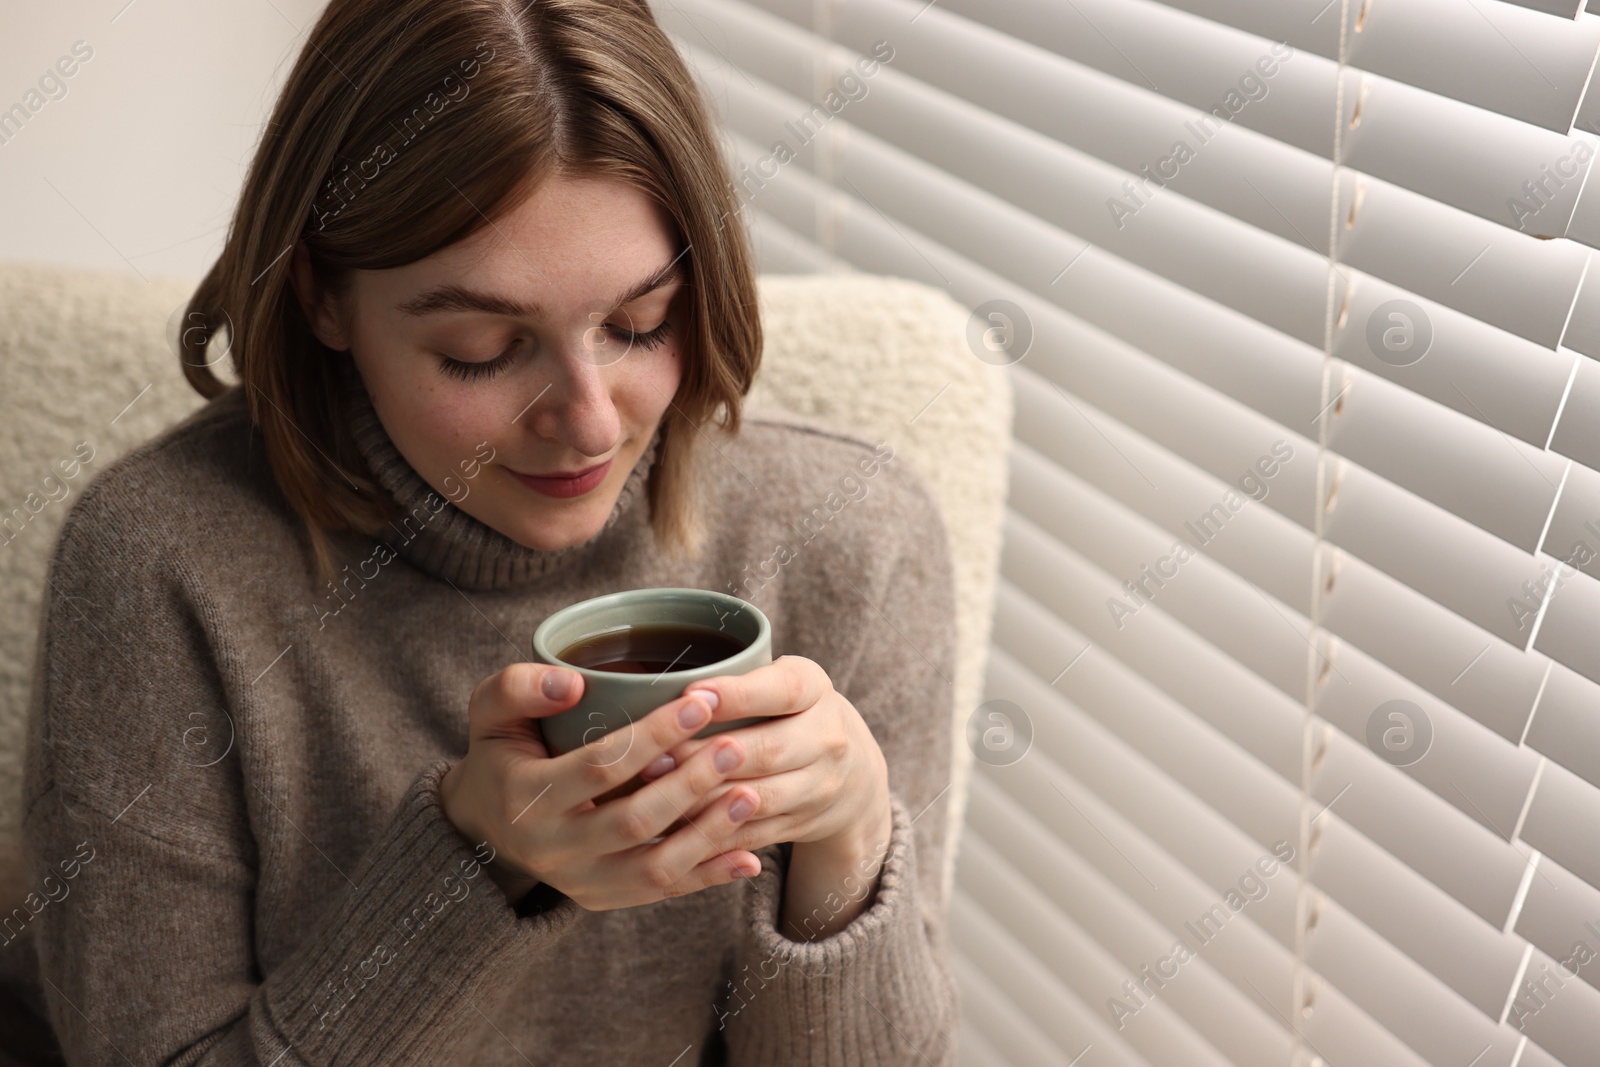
top-left (652, 0), bottom-right (1600, 1064)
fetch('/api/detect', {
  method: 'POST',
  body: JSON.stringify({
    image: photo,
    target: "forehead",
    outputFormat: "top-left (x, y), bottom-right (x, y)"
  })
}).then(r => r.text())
top-left (367, 174), bottom-right (681, 313)
top-left (445, 175), bottom-right (674, 277)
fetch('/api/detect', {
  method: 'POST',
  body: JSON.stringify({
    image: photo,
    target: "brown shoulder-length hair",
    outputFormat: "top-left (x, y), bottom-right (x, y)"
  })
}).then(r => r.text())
top-left (179, 0), bottom-right (761, 586)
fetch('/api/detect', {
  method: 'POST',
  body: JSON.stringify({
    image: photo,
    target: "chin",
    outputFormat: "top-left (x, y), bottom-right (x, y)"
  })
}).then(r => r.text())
top-left (499, 495), bottom-right (615, 552)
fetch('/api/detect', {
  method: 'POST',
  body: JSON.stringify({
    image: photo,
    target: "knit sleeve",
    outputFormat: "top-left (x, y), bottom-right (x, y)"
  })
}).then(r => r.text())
top-left (22, 486), bottom-right (584, 1065)
top-left (719, 464), bottom-right (961, 1066)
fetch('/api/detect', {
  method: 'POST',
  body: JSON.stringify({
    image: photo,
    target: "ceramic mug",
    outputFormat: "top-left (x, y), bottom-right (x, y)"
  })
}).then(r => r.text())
top-left (531, 587), bottom-right (771, 760)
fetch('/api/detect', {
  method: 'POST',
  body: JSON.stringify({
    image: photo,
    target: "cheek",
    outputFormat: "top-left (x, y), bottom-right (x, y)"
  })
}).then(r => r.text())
top-left (375, 378), bottom-right (502, 482)
top-left (647, 349), bottom-right (685, 424)
top-left (655, 343), bottom-right (686, 400)
top-left (345, 299), bottom-right (512, 482)
top-left (612, 343), bottom-right (684, 424)
top-left (654, 340), bottom-right (687, 399)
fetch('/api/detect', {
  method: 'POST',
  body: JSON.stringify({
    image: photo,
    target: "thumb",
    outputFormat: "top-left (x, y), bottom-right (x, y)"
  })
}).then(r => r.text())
top-left (468, 663), bottom-right (587, 746)
top-left (529, 663), bottom-right (584, 712)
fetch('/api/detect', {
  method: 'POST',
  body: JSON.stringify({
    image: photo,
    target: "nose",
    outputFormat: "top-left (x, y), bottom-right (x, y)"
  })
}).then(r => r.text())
top-left (525, 340), bottom-right (622, 460)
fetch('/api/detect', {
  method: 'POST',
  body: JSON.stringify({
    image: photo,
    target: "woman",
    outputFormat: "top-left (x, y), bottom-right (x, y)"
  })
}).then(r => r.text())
top-left (21, 0), bottom-right (959, 1063)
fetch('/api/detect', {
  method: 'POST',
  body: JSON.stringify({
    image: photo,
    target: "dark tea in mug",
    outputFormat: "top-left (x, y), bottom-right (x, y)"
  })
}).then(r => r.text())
top-left (557, 623), bottom-right (746, 675)
top-left (532, 586), bottom-right (772, 764)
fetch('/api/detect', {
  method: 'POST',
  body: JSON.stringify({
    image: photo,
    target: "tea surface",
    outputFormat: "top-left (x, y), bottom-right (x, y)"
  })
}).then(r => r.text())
top-left (557, 623), bottom-right (745, 674)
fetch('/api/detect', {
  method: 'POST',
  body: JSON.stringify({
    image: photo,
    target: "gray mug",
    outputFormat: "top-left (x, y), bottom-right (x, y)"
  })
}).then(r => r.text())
top-left (531, 587), bottom-right (771, 759)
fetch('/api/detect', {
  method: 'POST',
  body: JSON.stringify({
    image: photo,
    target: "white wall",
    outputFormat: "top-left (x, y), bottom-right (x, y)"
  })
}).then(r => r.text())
top-left (0, 0), bottom-right (327, 282)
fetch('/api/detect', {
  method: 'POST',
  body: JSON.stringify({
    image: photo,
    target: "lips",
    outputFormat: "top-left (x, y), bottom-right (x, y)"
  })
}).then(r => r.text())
top-left (508, 458), bottom-right (613, 499)
top-left (531, 461), bottom-right (607, 479)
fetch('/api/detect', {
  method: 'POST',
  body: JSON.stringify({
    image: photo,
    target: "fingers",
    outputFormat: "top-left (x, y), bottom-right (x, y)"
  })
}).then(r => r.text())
top-left (638, 738), bottom-right (709, 783)
top-left (639, 713), bottom-right (811, 787)
top-left (672, 765), bottom-right (806, 834)
top-left (548, 689), bottom-right (719, 809)
top-left (585, 731), bottom-right (749, 850)
top-left (466, 663), bottom-right (586, 747)
top-left (685, 849), bottom-right (764, 885)
top-left (683, 654), bottom-right (829, 724)
top-left (629, 844), bottom-right (763, 904)
top-left (619, 786), bottom-right (765, 897)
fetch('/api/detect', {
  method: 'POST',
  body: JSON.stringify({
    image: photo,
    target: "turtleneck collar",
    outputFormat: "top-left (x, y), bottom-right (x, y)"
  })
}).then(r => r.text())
top-left (338, 357), bottom-right (659, 592)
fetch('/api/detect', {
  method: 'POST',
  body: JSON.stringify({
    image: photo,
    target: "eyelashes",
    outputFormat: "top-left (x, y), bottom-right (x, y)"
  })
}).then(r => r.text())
top-left (438, 321), bottom-right (674, 383)
top-left (624, 320), bottom-right (674, 352)
top-left (439, 347), bottom-right (517, 383)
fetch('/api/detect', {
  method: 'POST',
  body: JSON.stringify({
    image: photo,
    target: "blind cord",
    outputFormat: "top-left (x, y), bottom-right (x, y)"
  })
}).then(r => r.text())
top-left (1299, 3), bottom-right (1354, 1065)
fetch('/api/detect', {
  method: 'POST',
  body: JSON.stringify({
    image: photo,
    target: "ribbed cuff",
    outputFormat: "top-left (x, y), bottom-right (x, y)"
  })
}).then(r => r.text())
top-left (267, 759), bottom-right (583, 1063)
top-left (721, 793), bottom-right (957, 1066)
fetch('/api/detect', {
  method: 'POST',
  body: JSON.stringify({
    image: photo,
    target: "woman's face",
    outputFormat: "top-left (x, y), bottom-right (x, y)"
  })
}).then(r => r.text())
top-left (293, 173), bottom-right (686, 552)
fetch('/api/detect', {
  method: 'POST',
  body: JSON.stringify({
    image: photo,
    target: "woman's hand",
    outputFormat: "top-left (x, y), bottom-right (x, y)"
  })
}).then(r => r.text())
top-left (636, 655), bottom-right (892, 859)
top-left (438, 662), bottom-right (767, 911)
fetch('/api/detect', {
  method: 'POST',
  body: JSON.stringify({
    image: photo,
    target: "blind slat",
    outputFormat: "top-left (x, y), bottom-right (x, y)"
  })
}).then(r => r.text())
top-left (956, 1022), bottom-right (1017, 1067)
top-left (684, 29), bottom-right (1341, 346)
top-left (949, 894), bottom-right (1178, 1067)
top-left (1548, 356), bottom-right (1600, 475)
top-left (1498, 0), bottom-right (1585, 20)
top-left (676, 0), bottom-right (1600, 1057)
top-left (1336, 168), bottom-right (1588, 344)
top-left (966, 772), bottom-right (1299, 1057)
top-left (1340, 76), bottom-right (1595, 246)
top-left (925, 0), bottom-right (1600, 234)
top-left (949, 939), bottom-right (1106, 1067)
top-left (757, 0), bottom-right (1589, 317)
top-left (1005, 443), bottom-right (1544, 840)
top-left (1305, 898), bottom-right (1523, 1066)
top-left (1566, 176), bottom-right (1600, 253)
top-left (1308, 794), bottom-right (1530, 1019)
top-left (707, 62), bottom-right (1583, 549)
top-left (1321, 555), bottom-right (1544, 744)
top-left (1514, 854), bottom-right (1600, 998)
top-left (1330, 274), bottom-right (1575, 449)
top-left (976, 705), bottom-right (1527, 1027)
top-left (1326, 366), bottom-right (1566, 554)
top-left (1510, 946), bottom-right (1600, 1066)
top-left (1324, 461), bottom-right (1556, 647)
top-left (1014, 363), bottom-right (1556, 645)
top-left (955, 0), bottom-right (1599, 134)
top-left (985, 640), bottom-right (1303, 942)
top-left (706, 50), bottom-right (1579, 496)
top-left (995, 570), bottom-right (1529, 928)
top-left (1522, 663), bottom-right (1600, 788)
top-left (1519, 757), bottom-right (1600, 893)
top-left (1522, 1034), bottom-right (1576, 1067)
top-left (1311, 639), bottom-right (1542, 844)
top-left (741, 207), bottom-right (844, 274)
top-left (1530, 563), bottom-right (1600, 684)
top-left (996, 531), bottom-right (1544, 1054)
top-left (1012, 389), bottom-right (1545, 741)
top-left (957, 834), bottom-right (1248, 1067)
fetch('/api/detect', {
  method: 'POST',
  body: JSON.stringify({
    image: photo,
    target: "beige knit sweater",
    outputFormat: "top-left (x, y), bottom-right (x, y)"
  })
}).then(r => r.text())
top-left (16, 359), bottom-right (960, 1065)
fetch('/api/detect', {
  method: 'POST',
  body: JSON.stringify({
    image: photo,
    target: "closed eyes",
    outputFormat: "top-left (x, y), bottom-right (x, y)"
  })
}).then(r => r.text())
top-left (437, 319), bottom-right (674, 382)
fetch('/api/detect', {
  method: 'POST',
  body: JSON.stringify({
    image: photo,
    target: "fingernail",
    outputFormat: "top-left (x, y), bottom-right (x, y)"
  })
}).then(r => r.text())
top-left (678, 698), bottom-right (710, 729)
top-left (541, 668), bottom-right (575, 701)
top-left (644, 754), bottom-right (675, 778)
top-left (686, 686), bottom-right (719, 712)
top-left (714, 744), bottom-right (742, 774)
top-left (728, 795), bottom-right (755, 821)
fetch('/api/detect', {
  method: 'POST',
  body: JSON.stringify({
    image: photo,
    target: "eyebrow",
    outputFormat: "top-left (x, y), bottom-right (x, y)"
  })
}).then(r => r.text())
top-left (395, 252), bottom-right (689, 319)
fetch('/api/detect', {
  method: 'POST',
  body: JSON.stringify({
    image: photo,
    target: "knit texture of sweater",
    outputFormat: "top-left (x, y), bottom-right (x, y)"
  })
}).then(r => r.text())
top-left (18, 357), bottom-right (961, 1065)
